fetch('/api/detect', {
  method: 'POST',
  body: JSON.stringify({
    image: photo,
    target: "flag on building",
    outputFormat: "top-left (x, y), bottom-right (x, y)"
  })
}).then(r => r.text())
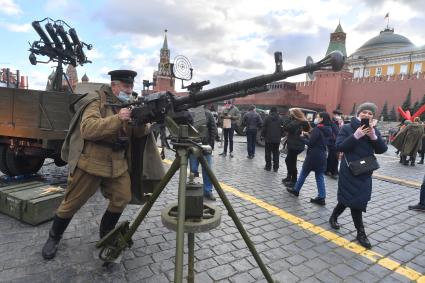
top-left (384, 13), bottom-right (389, 19)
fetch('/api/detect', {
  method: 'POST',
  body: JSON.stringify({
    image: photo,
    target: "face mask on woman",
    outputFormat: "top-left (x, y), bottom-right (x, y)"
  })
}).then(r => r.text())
top-left (313, 118), bottom-right (319, 125)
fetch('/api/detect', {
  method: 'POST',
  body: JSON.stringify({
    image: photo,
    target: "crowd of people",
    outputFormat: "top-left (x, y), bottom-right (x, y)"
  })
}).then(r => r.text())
top-left (211, 101), bottom-right (425, 249)
top-left (40, 72), bottom-right (425, 260)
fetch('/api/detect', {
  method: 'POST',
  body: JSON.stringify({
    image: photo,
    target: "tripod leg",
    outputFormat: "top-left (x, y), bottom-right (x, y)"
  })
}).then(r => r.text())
top-left (124, 157), bottom-right (180, 242)
top-left (198, 155), bottom-right (274, 283)
top-left (188, 233), bottom-right (195, 283)
top-left (175, 149), bottom-right (189, 283)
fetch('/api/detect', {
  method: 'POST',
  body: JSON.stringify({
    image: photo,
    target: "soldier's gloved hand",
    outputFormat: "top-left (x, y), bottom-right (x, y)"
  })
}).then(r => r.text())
top-left (118, 108), bottom-right (131, 121)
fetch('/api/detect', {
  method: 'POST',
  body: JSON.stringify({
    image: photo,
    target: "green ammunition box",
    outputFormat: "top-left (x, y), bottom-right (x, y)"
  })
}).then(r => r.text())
top-left (0, 182), bottom-right (64, 225)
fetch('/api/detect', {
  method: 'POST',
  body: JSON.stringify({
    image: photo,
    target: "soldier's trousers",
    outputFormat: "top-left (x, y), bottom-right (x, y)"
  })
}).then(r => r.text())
top-left (56, 167), bottom-right (132, 219)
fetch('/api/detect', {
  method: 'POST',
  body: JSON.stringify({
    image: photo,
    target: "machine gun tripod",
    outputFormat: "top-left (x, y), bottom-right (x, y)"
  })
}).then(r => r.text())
top-left (96, 50), bottom-right (345, 282)
top-left (96, 116), bottom-right (275, 282)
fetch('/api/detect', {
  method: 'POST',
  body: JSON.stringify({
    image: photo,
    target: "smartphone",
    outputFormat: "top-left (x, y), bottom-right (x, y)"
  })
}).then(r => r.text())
top-left (360, 118), bottom-right (370, 128)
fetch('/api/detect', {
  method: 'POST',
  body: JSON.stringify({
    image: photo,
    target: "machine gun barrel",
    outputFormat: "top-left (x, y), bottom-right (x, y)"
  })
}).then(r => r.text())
top-left (174, 50), bottom-right (344, 110)
top-left (32, 21), bottom-right (53, 47)
top-left (45, 23), bottom-right (64, 52)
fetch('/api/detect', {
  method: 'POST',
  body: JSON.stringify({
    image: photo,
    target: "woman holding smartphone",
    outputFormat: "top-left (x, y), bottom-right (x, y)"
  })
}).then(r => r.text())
top-left (286, 112), bottom-right (333, 205)
top-left (328, 102), bottom-right (387, 249)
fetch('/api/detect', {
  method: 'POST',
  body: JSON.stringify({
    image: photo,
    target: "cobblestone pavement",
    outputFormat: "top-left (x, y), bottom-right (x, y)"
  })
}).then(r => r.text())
top-left (0, 137), bottom-right (425, 282)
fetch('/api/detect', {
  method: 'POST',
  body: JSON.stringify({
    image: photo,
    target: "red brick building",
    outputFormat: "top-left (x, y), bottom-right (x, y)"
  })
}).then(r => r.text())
top-left (148, 26), bottom-right (425, 117)
top-left (240, 22), bottom-right (425, 117)
top-left (0, 68), bottom-right (28, 89)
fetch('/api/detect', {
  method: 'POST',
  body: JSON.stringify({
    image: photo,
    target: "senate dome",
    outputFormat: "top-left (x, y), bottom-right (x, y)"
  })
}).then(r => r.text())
top-left (351, 28), bottom-right (414, 57)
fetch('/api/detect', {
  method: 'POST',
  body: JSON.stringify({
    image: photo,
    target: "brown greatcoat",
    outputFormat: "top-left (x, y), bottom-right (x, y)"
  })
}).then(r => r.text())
top-left (391, 122), bottom-right (424, 156)
top-left (61, 84), bottom-right (165, 204)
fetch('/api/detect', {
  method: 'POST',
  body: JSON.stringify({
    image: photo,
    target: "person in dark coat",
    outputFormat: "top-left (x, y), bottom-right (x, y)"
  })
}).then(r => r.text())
top-left (189, 105), bottom-right (218, 201)
top-left (286, 112), bottom-right (332, 205)
top-left (329, 102), bottom-right (387, 249)
top-left (282, 108), bottom-right (311, 187)
top-left (261, 107), bottom-right (284, 172)
top-left (242, 105), bottom-right (263, 159)
top-left (325, 110), bottom-right (343, 179)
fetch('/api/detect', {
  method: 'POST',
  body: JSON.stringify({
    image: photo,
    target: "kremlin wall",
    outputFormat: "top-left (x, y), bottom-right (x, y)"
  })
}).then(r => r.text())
top-left (296, 70), bottom-right (425, 117)
top-left (235, 22), bottom-right (425, 118)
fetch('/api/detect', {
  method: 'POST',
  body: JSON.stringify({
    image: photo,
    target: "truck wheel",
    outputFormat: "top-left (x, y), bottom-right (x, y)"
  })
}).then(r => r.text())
top-left (0, 145), bottom-right (12, 176)
top-left (4, 148), bottom-right (45, 176)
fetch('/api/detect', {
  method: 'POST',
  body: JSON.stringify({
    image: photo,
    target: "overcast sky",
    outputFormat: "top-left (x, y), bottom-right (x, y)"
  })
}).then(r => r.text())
top-left (1, 0), bottom-right (424, 92)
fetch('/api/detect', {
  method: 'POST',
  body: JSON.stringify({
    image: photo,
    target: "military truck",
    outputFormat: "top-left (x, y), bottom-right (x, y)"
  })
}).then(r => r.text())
top-left (0, 18), bottom-right (94, 177)
top-left (0, 80), bottom-right (105, 177)
top-left (0, 85), bottom-right (73, 176)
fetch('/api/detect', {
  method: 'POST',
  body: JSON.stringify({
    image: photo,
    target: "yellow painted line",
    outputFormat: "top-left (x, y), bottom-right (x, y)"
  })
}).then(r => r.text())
top-left (295, 156), bottom-right (422, 189)
top-left (373, 173), bottom-right (421, 188)
top-left (162, 158), bottom-right (425, 281)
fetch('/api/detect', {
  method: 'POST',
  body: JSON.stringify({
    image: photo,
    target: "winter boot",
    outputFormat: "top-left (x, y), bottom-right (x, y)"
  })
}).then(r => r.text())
top-left (410, 157), bottom-right (416, 166)
top-left (356, 228), bottom-right (372, 249)
top-left (310, 197), bottom-right (326, 206)
top-left (401, 155), bottom-right (408, 166)
top-left (42, 215), bottom-right (72, 260)
top-left (329, 213), bottom-right (341, 230)
top-left (285, 171), bottom-right (298, 187)
top-left (281, 174), bottom-right (291, 183)
top-left (99, 210), bottom-right (123, 239)
top-left (418, 156), bottom-right (424, 164)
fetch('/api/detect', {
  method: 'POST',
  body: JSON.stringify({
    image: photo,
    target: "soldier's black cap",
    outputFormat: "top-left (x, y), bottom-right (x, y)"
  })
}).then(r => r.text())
top-left (108, 70), bottom-right (137, 84)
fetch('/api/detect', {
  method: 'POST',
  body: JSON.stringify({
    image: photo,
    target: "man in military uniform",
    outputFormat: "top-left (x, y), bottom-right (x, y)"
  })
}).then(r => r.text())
top-left (42, 70), bottom-right (165, 260)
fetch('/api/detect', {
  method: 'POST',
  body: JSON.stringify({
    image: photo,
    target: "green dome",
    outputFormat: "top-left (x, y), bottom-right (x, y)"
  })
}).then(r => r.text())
top-left (352, 28), bottom-right (414, 57)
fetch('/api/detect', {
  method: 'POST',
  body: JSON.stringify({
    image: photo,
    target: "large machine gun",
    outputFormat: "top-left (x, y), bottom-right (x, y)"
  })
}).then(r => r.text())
top-left (118, 50), bottom-right (344, 129)
top-left (97, 50), bottom-right (345, 282)
top-left (28, 18), bottom-right (92, 92)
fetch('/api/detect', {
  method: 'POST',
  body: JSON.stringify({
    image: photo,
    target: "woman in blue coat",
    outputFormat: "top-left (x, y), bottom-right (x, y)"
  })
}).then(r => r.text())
top-left (286, 112), bottom-right (332, 205)
top-left (329, 102), bottom-right (387, 249)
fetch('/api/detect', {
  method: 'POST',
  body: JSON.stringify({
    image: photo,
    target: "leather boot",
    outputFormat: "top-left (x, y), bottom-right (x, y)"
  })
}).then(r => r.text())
top-left (356, 228), bottom-right (372, 249)
top-left (288, 172), bottom-right (298, 187)
top-left (401, 155), bottom-right (408, 165)
top-left (329, 214), bottom-right (340, 230)
top-left (42, 215), bottom-right (72, 260)
top-left (99, 210), bottom-right (122, 239)
top-left (410, 157), bottom-right (416, 166)
top-left (418, 156), bottom-right (424, 164)
top-left (281, 175), bottom-right (291, 183)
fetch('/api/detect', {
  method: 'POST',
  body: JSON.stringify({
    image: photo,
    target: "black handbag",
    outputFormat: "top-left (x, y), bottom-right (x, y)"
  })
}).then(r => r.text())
top-left (344, 155), bottom-right (380, 176)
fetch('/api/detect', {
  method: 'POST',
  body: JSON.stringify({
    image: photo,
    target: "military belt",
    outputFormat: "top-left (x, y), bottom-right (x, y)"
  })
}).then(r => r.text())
top-left (93, 140), bottom-right (128, 152)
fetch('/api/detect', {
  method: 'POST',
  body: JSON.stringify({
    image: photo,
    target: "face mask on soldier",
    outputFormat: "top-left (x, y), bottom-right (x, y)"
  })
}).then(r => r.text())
top-left (117, 91), bottom-right (130, 102)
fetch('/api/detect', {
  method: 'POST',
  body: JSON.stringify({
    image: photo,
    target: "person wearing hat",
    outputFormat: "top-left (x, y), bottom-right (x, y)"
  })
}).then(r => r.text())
top-left (328, 102), bottom-right (387, 249)
top-left (41, 70), bottom-right (165, 260)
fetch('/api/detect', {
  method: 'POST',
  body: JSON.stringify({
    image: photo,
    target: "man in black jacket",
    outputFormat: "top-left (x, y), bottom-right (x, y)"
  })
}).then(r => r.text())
top-left (189, 105), bottom-right (218, 201)
top-left (242, 105), bottom-right (263, 159)
top-left (261, 107), bottom-right (283, 172)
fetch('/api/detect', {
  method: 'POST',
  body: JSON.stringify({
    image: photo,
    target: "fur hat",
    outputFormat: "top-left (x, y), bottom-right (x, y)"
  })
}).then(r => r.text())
top-left (356, 102), bottom-right (377, 116)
